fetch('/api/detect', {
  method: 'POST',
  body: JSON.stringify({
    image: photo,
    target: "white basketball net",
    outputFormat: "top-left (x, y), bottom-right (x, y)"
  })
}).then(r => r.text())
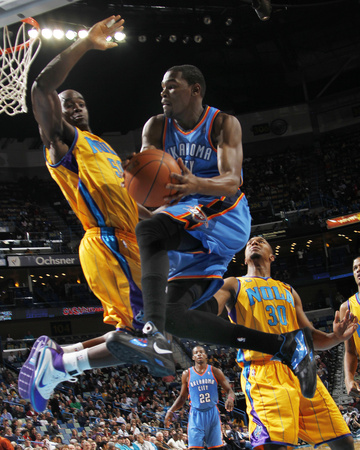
top-left (0, 19), bottom-right (41, 116)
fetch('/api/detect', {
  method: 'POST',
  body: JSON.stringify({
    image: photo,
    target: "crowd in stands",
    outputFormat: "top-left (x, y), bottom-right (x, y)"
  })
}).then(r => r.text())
top-left (244, 126), bottom-right (360, 226)
top-left (1, 332), bottom-right (359, 450)
top-left (0, 344), bottom-right (254, 450)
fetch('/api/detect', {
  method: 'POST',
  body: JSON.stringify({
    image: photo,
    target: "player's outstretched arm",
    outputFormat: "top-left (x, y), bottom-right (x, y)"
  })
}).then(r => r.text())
top-left (32, 15), bottom-right (124, 148)
top-left (294, 288), bottom-right (358, 350)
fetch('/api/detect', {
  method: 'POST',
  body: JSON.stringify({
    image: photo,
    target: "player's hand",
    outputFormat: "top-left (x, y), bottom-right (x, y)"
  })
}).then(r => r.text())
top-left (225, 396), bottom-right (234, 412)
top-left (164, 158), bottom-right (198, 204)
top-left (87, 15), bottom-right (124, 50)
top-left (164, 410), bottom-right (174, 428)
top-left (346, 379), bottom-right (360, 397)
top-left (333, 309), bottom-right (358, 341)
top-left (122, 152), bottom-right (137, 171)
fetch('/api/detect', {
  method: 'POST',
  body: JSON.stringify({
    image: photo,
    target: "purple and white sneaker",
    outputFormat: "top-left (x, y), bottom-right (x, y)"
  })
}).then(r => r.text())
top-left (18, 335), bottom-right (63, 401)
top-left (30, 346), bottom-right (77, 413)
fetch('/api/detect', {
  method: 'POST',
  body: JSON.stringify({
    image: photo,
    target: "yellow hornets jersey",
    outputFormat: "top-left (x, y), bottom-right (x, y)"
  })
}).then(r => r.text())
top-left (347, 293), bottom-right (360, 355)
top-left (228, 276), bottom-right (300, 363)
top-left (45, 127), bottom-right (138, 232)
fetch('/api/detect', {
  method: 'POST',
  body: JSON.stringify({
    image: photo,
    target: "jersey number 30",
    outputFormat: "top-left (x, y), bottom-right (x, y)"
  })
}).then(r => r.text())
top-left (266, 304), bottom-right (287, 326)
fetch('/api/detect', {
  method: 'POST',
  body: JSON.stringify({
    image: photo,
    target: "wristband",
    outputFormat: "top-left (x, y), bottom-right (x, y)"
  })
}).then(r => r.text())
top-left (227, 395), bottom-right (235, 401)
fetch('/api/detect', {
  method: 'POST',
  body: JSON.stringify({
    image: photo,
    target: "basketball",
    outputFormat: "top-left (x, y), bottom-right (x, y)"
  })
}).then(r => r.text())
top-left (124, 149), bottom-right (182, 207)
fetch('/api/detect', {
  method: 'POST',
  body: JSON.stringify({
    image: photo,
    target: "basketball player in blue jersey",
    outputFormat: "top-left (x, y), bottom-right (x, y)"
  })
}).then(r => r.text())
top-left (164, 345), bottom-right (234, 450)
top-left (214, 236), bottom-right (357, 450)
top-left (17, 15), bottom-right (175, 413)
top-left (107, 64), bottom-right (317, 399)
top-left (340, 256), bottom-right (360, 397)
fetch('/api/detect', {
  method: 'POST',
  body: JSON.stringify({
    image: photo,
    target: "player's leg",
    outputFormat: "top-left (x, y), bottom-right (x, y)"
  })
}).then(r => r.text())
top-left (187, 408), bottom-right (206, 450)
top-left (18, 331), bottom-right (115, 401)
top-left (166, 279), bottom-right (286, 351)
top-left (83, 226), bottom-right (176, 376)
top-left (204, 407), bottom-right (223, 450)
top-left (298, 379), bottom-right (354, 450)
top-left (18, 336), bottom-right (120, 412)
top-left (134, 213), bottom-right (201, 333)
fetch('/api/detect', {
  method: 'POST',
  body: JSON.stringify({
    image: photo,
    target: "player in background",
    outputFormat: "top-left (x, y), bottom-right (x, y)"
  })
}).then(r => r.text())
top-left (18, 15), bottom-right (174, 414)
top-left (107, 64), bottom-right (317, 399)
top-left (214, 236), bottom-right (357, 450)
top-left (340, 256), bottom-right (360, 397)
top-left (164, 345), bottom-right (234, 450)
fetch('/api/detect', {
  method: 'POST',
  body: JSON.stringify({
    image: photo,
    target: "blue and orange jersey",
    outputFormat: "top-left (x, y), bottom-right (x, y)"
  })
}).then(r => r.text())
top-left (228, 276), bottom-right (299, 364)
top-left (347, 293), bottom-right (360, 354)
top-left (44, 127), bottom-right (138, 232)
top-left (188, 365), bottom-right (219, 411)
top-left (163, 105), bottom-right (220, 178)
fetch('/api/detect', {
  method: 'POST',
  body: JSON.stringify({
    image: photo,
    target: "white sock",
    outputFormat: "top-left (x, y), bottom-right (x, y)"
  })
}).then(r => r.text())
top-left (63, 350), bottom-right (91, 375)
top-left (61, 343), bottom-right (84, 353)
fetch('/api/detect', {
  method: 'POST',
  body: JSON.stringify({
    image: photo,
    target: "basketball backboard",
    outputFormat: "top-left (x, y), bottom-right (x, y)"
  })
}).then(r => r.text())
top-left (0, 0), bottom-right (79, 28)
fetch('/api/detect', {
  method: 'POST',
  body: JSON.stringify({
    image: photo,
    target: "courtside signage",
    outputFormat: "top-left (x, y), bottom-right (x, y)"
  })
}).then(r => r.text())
top-left (7, 254), bottom-right (80, 267)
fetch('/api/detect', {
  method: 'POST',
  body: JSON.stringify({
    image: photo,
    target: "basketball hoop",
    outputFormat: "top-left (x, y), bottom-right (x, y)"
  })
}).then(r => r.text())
top-left (0, 17), bottom-right (41, 116)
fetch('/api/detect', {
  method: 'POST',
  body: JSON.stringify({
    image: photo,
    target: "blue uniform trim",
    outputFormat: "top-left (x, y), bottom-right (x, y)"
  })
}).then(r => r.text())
top-left (100, 227), bottom-right (143, 330)
top-left (242, 362), bottom-right (271, 448)
top-left (78, 179), bottom-right (106, 227)
top-left (313, 434), bottom-right (352, 449)
top-left (44, 126), bottom-right (79, 172)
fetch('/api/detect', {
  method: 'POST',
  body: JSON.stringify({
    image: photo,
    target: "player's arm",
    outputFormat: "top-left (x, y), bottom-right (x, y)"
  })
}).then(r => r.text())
top-left (340, 301), bottom-right (360, 396)
top-left (141, 115), bottom-right (165, 151)
top-left (164, 369), bottom-right (189, 428)
top-left (136, 203), bottom-right (154, 220)
top-left (165, 113), bottom-right (243, 202)
top-left (31, 15), bottom-right (124, 161)
top-left (214, 277), bottom-right (238, 316)
top-left (293, 288), bottom-right (358, 350)
top-left (212, 367), bottom-right (235, 412)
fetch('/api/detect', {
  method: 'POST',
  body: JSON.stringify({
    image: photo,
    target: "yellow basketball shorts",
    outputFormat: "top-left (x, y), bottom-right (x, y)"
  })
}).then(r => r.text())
top-left (79, 227), bottom-right (143, 330)
top-left (240, 360), bottom-right (351, 449)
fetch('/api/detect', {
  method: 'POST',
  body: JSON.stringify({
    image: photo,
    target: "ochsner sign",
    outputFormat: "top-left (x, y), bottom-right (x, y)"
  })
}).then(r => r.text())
top-left (7, 254), bottom-right (80, 267)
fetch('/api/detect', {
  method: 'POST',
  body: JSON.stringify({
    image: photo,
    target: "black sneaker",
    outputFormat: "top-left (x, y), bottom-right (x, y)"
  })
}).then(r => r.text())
top-left (106, 322), bottom-right (175, 377)
top-left (272, 327), bottom-right (317, 398)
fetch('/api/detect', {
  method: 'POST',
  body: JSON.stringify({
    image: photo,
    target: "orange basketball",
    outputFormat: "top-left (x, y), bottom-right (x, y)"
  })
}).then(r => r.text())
top-left (124, 149), bottom-right (181, 207)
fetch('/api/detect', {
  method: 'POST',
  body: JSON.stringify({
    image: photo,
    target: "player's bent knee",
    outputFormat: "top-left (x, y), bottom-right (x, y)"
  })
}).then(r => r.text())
top-left (135, 219), bottom-right (161, 245)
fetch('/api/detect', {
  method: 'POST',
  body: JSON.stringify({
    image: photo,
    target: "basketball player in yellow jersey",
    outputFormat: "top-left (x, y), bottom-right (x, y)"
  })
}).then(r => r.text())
top-left (214, 236), bottom-right (357, 450)
top-left (18, 15), bottom-right (174, 414)
top-left (340, 256), bottom-right (360, 398)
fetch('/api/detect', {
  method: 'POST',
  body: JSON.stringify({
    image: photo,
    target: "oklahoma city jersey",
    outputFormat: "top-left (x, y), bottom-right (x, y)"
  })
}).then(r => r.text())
top-left (347, 293), bottom-right (360, 353)
top-left (44, 127), bottom-right (143, 329)
top-left (161, 106), bottom-right (251, 308)
top-left (228, 276), bottom-right (299, 364)
top-left (187, 365), bottom-right (223, 449)
top-left (188, 365), bottom-right (219, 411)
